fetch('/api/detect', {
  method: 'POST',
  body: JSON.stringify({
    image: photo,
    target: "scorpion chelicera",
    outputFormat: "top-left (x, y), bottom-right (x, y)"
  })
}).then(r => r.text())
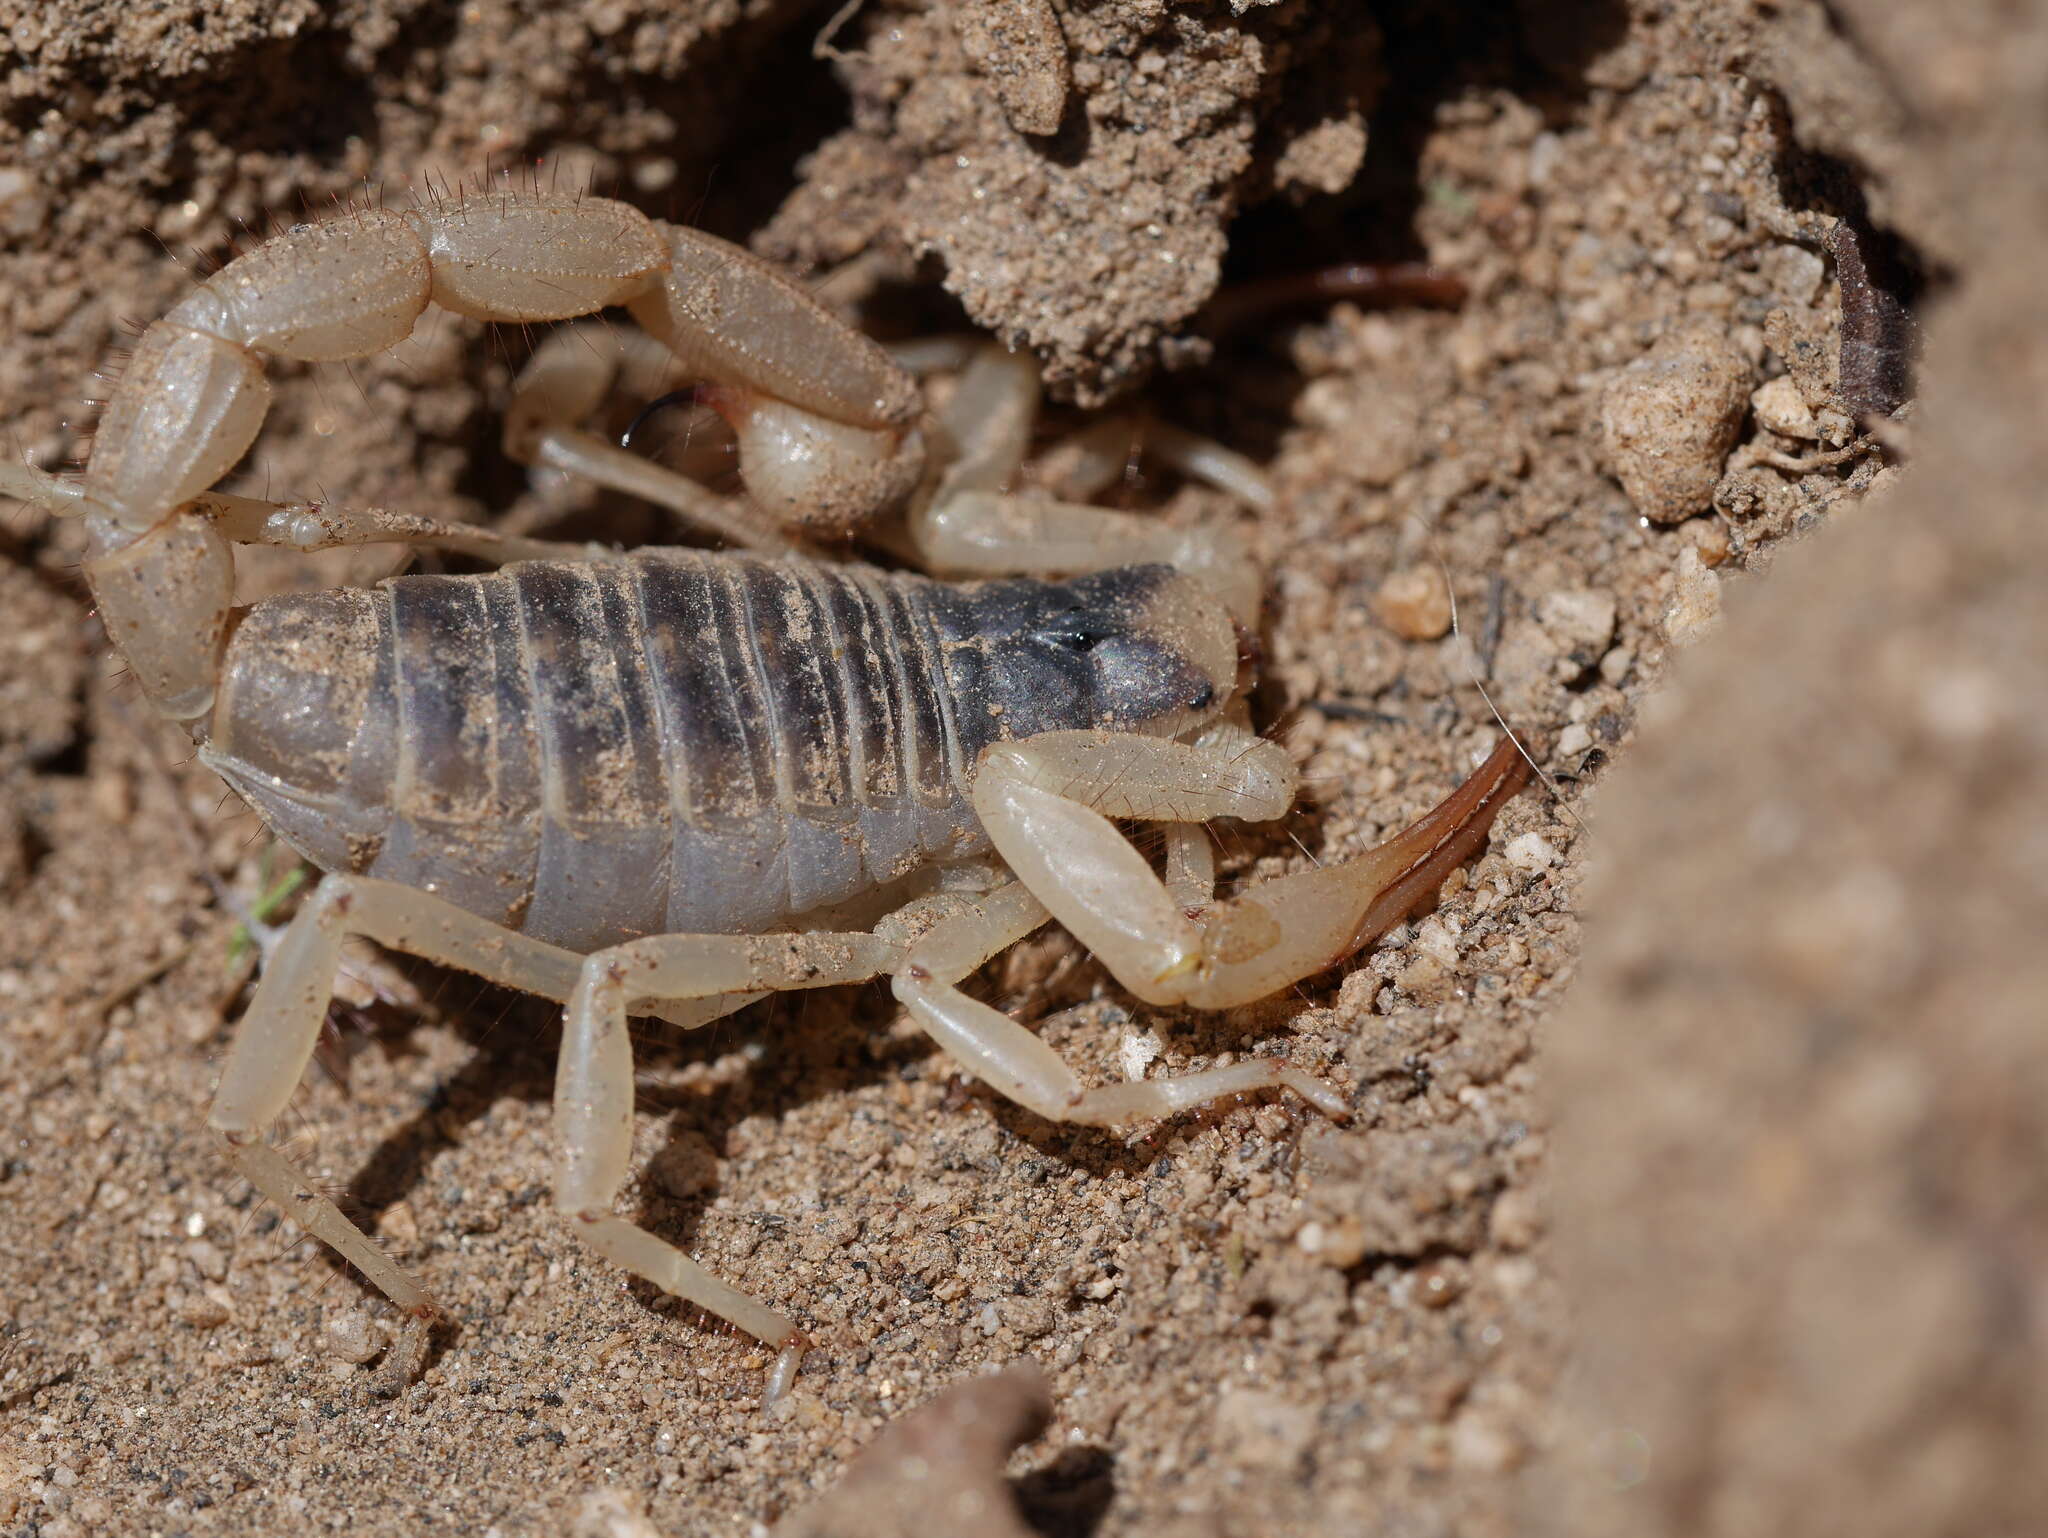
top-left (1, 183), bottom-right (1528, 1390)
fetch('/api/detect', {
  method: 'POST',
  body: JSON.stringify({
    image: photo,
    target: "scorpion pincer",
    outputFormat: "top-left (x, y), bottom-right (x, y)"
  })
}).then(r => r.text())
top-left (0, 183), bottom-right (1529, 1390)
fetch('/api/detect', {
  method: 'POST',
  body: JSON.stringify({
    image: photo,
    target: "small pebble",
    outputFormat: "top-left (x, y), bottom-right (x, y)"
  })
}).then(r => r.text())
top-left (1662, 546), bottom-right (1723, 646)
top-left (1396, 953), bottom-right (1452, 1001)
top-left (175, 1292), bottom-right (230, 1329)
top-left (573, 1488), bottom-right (666, 1538)
top-left (630, 157), bottom-right (676, 195)
top-left (774, 1365), bottom-right (1050, 1536)
top-left (956, 0), bottom-right (1071, 136)
top-left (997, 1297), bottom-right (1058, 1339)
top-left (1489, 1187), bottom-right (1543, 1251)
top-left (1296, 1216), bottom-right (1368, 1269)
top-left (1413, 915), bottom-right (1462, 968)
top-left (323, 1308), bottom-right (380, 1364)
top-left (1118, 1027), bottom-right (1164, 1082)
top-left (1601, 326), bottom-right (1753, 523)
top-left (1273, 115), bottom-right (1369, 199)
top-left (1505, 833), bottom-right (1560, 872)
top-left (1374, 565), bottom-right (1453, 641)
top-left (1213, 1390), bottom-right (1317, 1473)
top-left (1450, 1411), bottom-right (1522, 1474)
top-left (1536, 587), bottom-right (1617, 654)
top-left (184, 1238), bottom-right (228, 1281)
top-left (1750, 374), bottom-right (1819, 440)
top-left (1554, 723), bottom-right (1592, 760)
top-left (0, 164), bottom-right (47, 240)
top-left (1414, 1261), bottom-right (1467, 1309)
top-left (650, 1131), bottom-right (718, 1200)
top-left (1686, 517), bottom-right (1733, 567)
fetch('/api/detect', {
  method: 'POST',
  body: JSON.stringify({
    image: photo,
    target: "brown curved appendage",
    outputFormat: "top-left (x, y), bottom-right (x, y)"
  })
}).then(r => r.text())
top-left (1331, 734), bottom-right (1533, 962)
top-left (1173, 732), bottom-right (1533, 1006)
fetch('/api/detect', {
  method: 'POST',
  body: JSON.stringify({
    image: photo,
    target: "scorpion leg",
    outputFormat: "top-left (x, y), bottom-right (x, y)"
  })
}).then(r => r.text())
top-left (554, 929), bottom-right (901, 1358)
top-left (1161, 821), bottom-right (1218, 912)
top-left (190, 488), bottom-right (618, 566)
top-left (208, 875), bottom-right (586, 1358)
top-left (895, 344), bottom-right (1263, 621)
top-left (889, 883), bottom-right (1346, 1122)
top-left (0, 457), bottom-right (90, 516)
top-left (972, 729), bottom-right (1531, 1011)
top-left (902, 481), bottom-right (1259, 624)
top-left (551, 890), bottom-right (1062, 1384)
top-left (502, 323), bottom-right (798, 553)
top-left (559, 884), bottom-right (1337, 1181)
top-left (1035, 414), bottom-right (1275, 513)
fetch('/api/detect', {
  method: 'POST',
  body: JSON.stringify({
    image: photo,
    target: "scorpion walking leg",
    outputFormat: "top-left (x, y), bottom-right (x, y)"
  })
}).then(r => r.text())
top-left (896, 346), bottom-right (1263, 621)
top-left (190, 488), bottom-right (618, 566)
top-left (502, 323), bottom-right (798, 553)
top-left (973, 730), bottom-right (1531, 1011)
top-left (1161, 821), bottom-right (1218, 912)
top-left (1037, 414), bottom-right (1276, 513)
top-left (552, 894), bottom-right (1065, 1386)
top-left (209, 875), bottom-right (585, 1356)
top-left (890, 883), bottom-right (1346, 1123)
top-left (554, 929), bottom-right (902, 1364)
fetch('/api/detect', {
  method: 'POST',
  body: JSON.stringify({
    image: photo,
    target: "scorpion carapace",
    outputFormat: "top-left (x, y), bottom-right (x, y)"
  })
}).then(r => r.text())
top-left (0, 179), bottom-right (1528, 1389)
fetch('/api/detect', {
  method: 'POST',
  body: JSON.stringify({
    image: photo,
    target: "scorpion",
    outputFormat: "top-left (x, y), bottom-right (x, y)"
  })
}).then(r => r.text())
top-left (0, 182), bottom-right (1528, 1390)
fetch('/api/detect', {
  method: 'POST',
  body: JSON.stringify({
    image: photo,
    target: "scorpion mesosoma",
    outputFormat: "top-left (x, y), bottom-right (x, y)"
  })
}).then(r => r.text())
top-left (0, 183), bottom-right (1528, 1387)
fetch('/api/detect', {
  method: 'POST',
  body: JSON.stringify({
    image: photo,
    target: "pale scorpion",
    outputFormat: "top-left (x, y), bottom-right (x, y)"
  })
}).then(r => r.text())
top-left (0, 184), bottom-right (1527, 1385)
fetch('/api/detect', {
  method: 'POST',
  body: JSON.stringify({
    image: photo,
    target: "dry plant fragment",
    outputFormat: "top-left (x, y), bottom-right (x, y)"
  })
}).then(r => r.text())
top-left (1827, 217), bottom-right (1918, 421)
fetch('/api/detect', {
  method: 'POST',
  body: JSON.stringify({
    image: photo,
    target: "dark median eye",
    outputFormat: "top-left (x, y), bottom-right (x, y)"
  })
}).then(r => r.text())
top-left (1036, 625), bottom-right (1105, 653)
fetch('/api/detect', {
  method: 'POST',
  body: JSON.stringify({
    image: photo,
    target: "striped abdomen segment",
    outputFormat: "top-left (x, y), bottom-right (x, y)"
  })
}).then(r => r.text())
top-left (204, 553), bottom-right (1002, 951)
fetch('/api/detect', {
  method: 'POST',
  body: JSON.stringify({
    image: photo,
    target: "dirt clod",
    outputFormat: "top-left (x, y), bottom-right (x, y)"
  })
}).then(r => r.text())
top-left (773, 1364), bottom-right (1051, 1538)
top-left (1600, 325), bottom-right (1755, 524)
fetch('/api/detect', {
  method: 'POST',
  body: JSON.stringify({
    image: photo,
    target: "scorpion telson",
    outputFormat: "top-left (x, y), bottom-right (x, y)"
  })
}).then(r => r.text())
top-left (0, 181), bottom-right (1529, 1391)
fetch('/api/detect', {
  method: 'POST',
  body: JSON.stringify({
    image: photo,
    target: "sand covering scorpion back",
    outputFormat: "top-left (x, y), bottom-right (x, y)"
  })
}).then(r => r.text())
top-left (0, 180), bottom-right (1528, 1390)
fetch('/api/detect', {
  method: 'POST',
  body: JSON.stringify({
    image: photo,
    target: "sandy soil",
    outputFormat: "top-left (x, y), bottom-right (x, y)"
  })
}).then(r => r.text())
top-left (0, 1), bottom-right (2036, 1535)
